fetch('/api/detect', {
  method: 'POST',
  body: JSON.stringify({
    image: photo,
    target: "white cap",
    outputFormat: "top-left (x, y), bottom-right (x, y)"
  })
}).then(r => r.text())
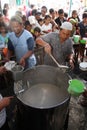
top-left (60, 21), bottom-right (72, 31)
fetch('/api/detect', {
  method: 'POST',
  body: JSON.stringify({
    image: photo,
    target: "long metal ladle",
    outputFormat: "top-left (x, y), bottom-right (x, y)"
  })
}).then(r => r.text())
top-left (49, 54), bottom-right (69, 69)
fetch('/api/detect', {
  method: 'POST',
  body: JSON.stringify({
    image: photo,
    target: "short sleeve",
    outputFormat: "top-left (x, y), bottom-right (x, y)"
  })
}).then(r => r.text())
top-left (41, 33), bottom-right (53, 43)
top-left (27, 37), bottom-right (35, 51)
top-left (8, 38), bottom-right (14, 51)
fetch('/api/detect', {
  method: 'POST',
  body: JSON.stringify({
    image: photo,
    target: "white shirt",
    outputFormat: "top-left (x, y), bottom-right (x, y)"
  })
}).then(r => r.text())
top-left (41, 23), bottom-right (52, 32)
top-left (0, 94), bottom-right (6, 128)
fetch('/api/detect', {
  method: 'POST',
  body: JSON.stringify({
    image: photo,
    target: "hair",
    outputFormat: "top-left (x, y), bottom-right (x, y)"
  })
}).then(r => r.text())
top-left (38, 18), bottom-right (43, 23)
top-left (34, 27), bottom-right (41, 33)
top-left (35, 12), bottom-right (41, 16)
top-left (15, 10), bottom-right (23, 18)
top-left (10, 15), bottom-right (23, 24)
top-left (72, 10), bottom-right (77, 15)
top-left (0, 22), bottom-right (8, 33)
top-left (64, 12), bottom-right (68, 18)
top-left (3, 3), bottom-right (9, 10)
top-left (32, 9), bottom-right (37, 16)
top-left (22, 15), bottom-right (26, 20)
top-left (58, 9), bottom-right (64, 14)
top-left (49, 8), bottom-right (54, 14)
top-left (3, 9), bottom-right (7, 16)
top-left (24, 20), bottom-right (31, 27)
top-left (82, 12), bottom-right (87, 19)
top-left (44, 15), bottom-right (51, 20)
top-left (41, 6), bottom-right (47, 12)
top-left (30, 4), bottom-right (35, 9)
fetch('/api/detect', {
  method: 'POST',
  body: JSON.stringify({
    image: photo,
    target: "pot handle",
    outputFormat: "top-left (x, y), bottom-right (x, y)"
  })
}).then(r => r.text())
top-left (68, 80), bottom-right (72, 84)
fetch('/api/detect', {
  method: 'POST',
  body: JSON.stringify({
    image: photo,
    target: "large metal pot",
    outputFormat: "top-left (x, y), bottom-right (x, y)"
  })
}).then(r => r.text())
top-left (15, 65), bottom-right (70, 130)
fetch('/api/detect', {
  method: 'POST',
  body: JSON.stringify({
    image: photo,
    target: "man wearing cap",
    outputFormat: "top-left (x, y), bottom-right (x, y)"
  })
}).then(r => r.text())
top-left (7, 15), bottom-right (36, 69)
top-left (36, 21), bottom-right (74, 68)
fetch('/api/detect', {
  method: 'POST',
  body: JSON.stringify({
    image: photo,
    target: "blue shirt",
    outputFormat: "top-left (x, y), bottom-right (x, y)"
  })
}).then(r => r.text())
top-left (8, 29), bottom-right (36, 69)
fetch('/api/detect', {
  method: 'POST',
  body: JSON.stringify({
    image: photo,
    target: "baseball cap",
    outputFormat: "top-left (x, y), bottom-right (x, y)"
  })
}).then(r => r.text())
top-left (60, 21), bottom-right (72, 31)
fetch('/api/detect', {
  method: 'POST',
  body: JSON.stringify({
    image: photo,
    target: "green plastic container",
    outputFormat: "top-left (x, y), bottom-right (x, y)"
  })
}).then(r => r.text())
top-left (79, 39), bottom-right (86, 44)
top-left (73, 35), bottom-right (80, 44)
top-left (68, 79), bottom-right (85, 96)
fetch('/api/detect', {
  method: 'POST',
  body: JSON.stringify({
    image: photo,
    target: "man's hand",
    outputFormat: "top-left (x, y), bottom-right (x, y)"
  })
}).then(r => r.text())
top-left (0, 96), bottom-right (14, 111)
top-left (69, 59), bottom-right (74, 69)
top-left (44, 43), bottom-right (52, 54)
top-left (0, 66), bottom-right (7, 74)
top-left (19, 57), bottom-right (25, 67)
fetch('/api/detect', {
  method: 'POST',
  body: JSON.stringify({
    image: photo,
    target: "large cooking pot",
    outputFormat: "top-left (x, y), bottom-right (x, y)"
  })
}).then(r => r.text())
top-left (15, 65), bottom-right (70, 130)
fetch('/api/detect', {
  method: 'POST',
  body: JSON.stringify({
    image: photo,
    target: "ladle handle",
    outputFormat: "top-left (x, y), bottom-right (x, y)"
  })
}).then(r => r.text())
top-left (49, 54), bottom-right (60, 67)
top-left (49, 54), bottom-right (69, 69)
top-left (68, 80), bottom-right (72, 84)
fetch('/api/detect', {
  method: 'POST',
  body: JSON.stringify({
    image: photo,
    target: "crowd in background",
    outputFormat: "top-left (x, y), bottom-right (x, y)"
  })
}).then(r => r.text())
top-left (0, 3), bottom-right (87, 53)
top-left (0, 4), bottom-right (87, 53)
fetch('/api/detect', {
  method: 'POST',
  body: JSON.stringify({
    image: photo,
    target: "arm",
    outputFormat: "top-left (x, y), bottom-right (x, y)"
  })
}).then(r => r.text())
top-left (0, 96), bottom-right (13, 111)
top-left (67, 39), bottom-right (74, 69)
top-left (0, 66), bottom-right (7, 74)
top-left (6, 38), bottom-right (14, 60)
top-left (22, 37), bottom-right (34, 59)
top-left (36, 37), bottom-right (52, 54)
top-left (68, 53), bottom-right (74, 69)
top-left (69, 54), bottom-right (74, 60)
top-left (19, 37), bottom-right (34, 66)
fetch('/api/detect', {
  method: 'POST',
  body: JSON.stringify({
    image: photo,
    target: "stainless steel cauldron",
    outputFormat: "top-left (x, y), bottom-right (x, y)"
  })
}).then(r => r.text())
top-left (15, 65), bottom-right (70, 130)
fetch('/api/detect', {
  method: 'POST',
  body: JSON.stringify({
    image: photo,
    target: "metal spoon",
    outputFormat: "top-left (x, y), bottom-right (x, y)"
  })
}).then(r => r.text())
top-left (49, 54), bottom-right (69, 69)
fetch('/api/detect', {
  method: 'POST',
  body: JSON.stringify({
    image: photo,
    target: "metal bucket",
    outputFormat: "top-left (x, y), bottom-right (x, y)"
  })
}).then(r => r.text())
top-left (15, 65), bottom-right (70, 130)
top-left (11, 65), bottom-right (24, 81)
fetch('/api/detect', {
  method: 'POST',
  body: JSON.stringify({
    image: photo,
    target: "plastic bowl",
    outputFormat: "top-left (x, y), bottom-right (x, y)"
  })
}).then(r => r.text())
top-left (73, 35), bottom-right (80, 44)
top-left (68, 86), bottom-right (84, 96)
top-left (79, 39), bottom-right (86, 44)
top-left (68, 79), bottom-right (85, 96)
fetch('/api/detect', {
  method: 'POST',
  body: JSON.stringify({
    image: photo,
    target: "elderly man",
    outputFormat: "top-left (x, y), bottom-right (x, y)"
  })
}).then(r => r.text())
top-left (7, 15), bottom-right (36, 69)
top-left (36, 21), bottom-right (74, 68)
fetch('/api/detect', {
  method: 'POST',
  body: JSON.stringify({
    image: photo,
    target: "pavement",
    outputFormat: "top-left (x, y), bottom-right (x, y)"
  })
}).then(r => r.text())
top-left (68, 95), bottom-right (87, 130)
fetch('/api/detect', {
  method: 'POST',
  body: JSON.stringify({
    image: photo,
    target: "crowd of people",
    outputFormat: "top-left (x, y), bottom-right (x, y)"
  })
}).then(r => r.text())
top-left (0, 4), bottom-right (87, 67)
top-left (0, 4), bottom-right (86, 65)
top-left (0, 2), bottom-right (87, 130)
